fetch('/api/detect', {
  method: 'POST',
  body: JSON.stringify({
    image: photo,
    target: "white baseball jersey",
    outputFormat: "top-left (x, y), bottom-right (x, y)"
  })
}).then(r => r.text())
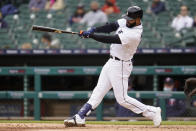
top-left (110, 18), bottom-right (143, 61)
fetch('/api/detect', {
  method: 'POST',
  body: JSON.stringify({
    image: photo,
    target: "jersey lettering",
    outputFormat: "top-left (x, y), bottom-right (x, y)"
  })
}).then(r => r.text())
top-left (118, 30), bottom-right (123, 34)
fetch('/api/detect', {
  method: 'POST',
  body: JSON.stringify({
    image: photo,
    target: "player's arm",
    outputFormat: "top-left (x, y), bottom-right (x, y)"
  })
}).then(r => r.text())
top-left (89, 34), bottom-right (121, 44)
top-left (92, 22), bottom-right (119, 34)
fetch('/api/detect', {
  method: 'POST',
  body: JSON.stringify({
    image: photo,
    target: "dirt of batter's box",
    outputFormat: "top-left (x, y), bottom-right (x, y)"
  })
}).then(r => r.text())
top-left (0, 123), bottom-right (196, 131)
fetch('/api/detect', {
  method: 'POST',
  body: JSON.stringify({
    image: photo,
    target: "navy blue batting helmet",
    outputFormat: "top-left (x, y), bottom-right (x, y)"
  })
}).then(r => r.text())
top-left (122, 6), bottom-right (143, 20)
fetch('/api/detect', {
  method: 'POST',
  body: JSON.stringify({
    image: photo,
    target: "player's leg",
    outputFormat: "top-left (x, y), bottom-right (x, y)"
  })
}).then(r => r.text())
top-left (109, 60), bottom-right (161, 127)
top-left (64, 60), bottom-right (112, 127)
top-left (110, 61), bottom-right (147, 114)
top-left (77, 61), bottom-right (112, 118)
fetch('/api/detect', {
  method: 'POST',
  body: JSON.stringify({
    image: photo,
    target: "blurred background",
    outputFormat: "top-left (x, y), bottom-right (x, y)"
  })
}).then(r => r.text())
top-left (0, 0), bottom-right (196, 121)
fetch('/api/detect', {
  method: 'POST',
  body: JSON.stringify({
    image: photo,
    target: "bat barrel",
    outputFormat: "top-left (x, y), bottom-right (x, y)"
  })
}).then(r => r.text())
top-left (32, 25), bottom-right (78, 34)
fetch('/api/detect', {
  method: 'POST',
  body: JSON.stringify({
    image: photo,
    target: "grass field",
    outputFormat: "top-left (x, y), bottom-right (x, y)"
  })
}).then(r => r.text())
top-left (0, 120), bottom-right (195, 131)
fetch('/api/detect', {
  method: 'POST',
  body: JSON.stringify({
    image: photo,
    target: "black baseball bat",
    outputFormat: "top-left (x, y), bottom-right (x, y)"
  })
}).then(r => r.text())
top-left (32, 25), bottom-right (78, 34)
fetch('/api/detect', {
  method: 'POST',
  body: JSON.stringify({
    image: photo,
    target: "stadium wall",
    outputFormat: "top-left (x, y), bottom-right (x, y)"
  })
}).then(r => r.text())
top-left (0, 53), bottom-right (196, 66)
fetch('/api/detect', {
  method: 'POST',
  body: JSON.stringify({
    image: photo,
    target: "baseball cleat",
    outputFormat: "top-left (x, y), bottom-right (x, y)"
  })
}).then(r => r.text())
top-left (64, 114), bottom-right (85, 127)
top-left (152, 107), bottom-right (162, 127)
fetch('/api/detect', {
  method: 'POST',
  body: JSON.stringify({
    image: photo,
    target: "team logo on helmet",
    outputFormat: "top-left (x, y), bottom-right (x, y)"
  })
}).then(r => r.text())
top-left (132, 6), bottom-right (140, 9)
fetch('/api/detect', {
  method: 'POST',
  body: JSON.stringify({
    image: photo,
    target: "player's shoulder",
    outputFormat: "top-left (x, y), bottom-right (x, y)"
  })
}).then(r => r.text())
top-left (117, 18), bottom-right (126, 27)
top-left (117, 18), bottom-right (126, 23)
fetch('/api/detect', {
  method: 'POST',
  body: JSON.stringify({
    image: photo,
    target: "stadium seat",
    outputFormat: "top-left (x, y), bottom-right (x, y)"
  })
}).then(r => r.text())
top-left (139, 39), bottom-right (150, 48)
top-left (147, 39), bottom-right (163, 48)
top-left (0, 39), bottom-right (16, 49)
top-left (162, 34), bottom-right (183, 48)
top-left (0, 29), bottom-right (8, 33)
top-left (63, 42), bottom-right (81, 49)
top-left (82, 39), bottom-right (103, 49)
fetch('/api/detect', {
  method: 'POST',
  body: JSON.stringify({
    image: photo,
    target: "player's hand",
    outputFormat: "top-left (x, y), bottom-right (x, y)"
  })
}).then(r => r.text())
top-left (88, 27), bottom-right (96, 34)
top-left (79, 27), bottom-right (96, 38)
top-left (79, 30), bottom-right (90, 38)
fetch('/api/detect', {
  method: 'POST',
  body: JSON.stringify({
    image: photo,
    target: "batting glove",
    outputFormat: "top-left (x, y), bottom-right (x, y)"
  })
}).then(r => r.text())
top-left (79, 30), bottom-right (88, 38)
top-left (79, 27), bottom-right (96, 38)
top-left (88, 27), bottom-right (96, 34)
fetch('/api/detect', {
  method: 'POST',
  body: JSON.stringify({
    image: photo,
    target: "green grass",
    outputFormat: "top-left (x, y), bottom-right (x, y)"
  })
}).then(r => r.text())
top-left (0, 120), bottom-right (196, 125)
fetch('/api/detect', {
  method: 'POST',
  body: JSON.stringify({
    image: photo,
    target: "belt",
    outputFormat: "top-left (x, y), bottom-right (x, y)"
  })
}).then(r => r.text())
top-left (110, 55), bottom-right (130, 62)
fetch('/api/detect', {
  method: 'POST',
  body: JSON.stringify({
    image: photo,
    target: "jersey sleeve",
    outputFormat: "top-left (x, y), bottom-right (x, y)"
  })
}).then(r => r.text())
top-left (187, 17), bottom-right (194, 28)
top-left (171, 17), bottom-right (177, 29)
top-left (94, 22), bottom-right (119, 33)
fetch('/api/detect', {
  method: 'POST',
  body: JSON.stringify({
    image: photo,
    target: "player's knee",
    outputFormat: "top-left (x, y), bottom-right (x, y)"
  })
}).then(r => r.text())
top-left (116, 97), bottom-right (126, 106)
top-left (116, 94), bottom-right (130, 107)
top-left (118, 100), bottom-right (130, 109)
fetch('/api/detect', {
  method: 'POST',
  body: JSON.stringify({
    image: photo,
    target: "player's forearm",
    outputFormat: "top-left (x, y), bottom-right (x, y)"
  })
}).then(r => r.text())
top-left (94, 22), bottom-right (119, 33)
top-left (89, 34), bottom-right (121, 44)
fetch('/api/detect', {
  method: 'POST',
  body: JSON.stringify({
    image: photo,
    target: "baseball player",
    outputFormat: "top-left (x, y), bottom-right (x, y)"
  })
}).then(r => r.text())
top-left (64, 6), bottom-right (162, 127)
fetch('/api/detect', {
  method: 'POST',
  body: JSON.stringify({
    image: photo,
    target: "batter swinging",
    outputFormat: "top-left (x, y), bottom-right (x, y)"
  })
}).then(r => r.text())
top-left (64, 6), bottom-right (162, 127)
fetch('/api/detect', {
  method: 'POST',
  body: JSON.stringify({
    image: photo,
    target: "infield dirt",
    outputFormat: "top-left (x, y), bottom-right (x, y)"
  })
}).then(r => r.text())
top-left (0, 123), bottom-right (196, 131)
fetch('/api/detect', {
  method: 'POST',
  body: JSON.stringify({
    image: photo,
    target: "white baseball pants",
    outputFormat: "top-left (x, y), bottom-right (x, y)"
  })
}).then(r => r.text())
top-left (87, 58), bottom-right (158, 119)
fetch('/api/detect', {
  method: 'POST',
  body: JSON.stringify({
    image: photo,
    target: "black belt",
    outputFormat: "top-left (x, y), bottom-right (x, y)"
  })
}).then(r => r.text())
top-left (110, 55), bottom-right (130, 62)
top-left (110, 55), bottom-right (121, 61)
